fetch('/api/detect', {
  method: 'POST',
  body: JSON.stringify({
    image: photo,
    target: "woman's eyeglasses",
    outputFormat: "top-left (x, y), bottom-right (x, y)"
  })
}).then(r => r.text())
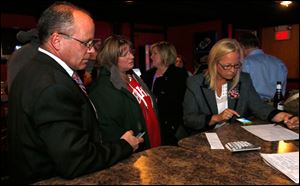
top-left (58, 33), bottom-right (101, 50)
top-left (218, 63), bottom-right (242, 70)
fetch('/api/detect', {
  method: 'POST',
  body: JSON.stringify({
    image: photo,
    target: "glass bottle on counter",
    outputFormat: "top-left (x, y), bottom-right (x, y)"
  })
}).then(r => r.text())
top-left (273, 81), bottom-right (284, 111)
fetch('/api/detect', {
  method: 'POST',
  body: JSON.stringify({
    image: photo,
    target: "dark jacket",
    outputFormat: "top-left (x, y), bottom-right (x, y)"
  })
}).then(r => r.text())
top-left (89, 66), bottom-right (160, 150)
top-left (183, 72), bottom-right (280, 135)
top-left (8, 52), bottom-right (132, 184)
top-left (141, 64), bottom-right (188, 145)
top-left (7, 29), bottom-right (40, 92)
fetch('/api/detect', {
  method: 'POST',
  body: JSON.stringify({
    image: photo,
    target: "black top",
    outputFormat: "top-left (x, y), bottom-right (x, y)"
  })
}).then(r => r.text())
top-left (141, 64), bottom-right (188, 145)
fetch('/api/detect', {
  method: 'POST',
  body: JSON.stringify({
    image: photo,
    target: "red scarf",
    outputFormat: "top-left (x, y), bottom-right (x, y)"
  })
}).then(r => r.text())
top-left (128, 75), bottom-right (161, 147)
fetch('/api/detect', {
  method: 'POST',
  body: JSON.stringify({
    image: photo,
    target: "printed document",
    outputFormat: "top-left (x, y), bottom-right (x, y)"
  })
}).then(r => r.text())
top-left (205, 133), bottom-right (224, 149)
top-left (260, 152), bottom-right (299, 184)
top-left (241, 124), bottom-right (299, 141)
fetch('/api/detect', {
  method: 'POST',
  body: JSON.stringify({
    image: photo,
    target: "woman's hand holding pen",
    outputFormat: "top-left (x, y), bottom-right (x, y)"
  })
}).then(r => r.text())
top-left (283, 115), bottom-right (299, 129)
top-left (273, 112), bottom-right (299, 129)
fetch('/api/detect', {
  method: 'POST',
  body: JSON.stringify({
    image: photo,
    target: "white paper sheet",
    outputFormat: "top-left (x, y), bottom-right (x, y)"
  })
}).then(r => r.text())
top-left (241, 124), bottom-right (299, 141)
top-left (205, 132), bottom-right (224, 149)
top-left (260, 152), bottom-right (299, 184)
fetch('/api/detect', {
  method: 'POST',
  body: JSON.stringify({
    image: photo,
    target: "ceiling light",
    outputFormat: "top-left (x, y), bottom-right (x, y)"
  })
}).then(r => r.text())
top-left (125, 1), bottom-right (134, 4)
top-left (280, 1), bottom-right (292, 7)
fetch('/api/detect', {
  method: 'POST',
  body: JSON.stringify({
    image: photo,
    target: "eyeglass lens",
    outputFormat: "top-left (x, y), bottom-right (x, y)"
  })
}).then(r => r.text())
top-left (219, 63), bottom-right (241, 70)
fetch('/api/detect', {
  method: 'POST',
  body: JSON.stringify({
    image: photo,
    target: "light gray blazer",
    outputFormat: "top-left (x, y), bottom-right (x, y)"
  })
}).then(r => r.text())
top-left (183, 72), bottom-right (279, 133)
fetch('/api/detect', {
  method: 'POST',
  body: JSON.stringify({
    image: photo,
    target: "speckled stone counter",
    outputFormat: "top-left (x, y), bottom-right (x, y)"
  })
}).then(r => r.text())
top-left (35, 146), bottom-right (221, 185)
top-left (179, 122), bottom-right (299, 154)
top-left (34, 122), bottom-right (298, 185)
top-left (178, 122), bottom-right (299, 185)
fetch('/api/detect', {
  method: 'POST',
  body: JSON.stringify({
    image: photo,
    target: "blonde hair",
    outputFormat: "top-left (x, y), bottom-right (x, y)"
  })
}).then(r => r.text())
top-left (204, 38), bottom-right (243, 91)
top-left (151, 41), bottom-right (177, 66)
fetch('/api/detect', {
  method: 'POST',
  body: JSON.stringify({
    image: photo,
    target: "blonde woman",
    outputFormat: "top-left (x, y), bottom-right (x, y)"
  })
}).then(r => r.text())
top-left (141, 41), bottom-right (188, 145)
top-left (183, 38), bottom-right (298, 134)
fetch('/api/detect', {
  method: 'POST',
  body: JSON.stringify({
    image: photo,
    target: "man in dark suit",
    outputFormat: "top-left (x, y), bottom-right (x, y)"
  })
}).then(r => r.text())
top-left (8, 2), bottom-right (143, 184)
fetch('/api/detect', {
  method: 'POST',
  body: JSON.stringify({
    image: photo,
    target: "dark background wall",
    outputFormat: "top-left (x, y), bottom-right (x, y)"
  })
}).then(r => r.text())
top-left (1, 12), bottom-right (299, 90)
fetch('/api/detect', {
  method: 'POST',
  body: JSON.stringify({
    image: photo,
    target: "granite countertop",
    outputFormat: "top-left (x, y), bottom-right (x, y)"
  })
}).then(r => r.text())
top-left (179, 122), bottom-right (299, 154)
top-left (34, 122), bottom-right (298, 185)
top-left (35, 146), bottom-right (209, 185)
top-left (35, 142), bottom-right (297, 185)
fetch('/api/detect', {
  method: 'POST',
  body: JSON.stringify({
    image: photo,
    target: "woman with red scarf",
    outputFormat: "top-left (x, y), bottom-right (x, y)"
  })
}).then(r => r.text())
top-left (89, 35), bottom-right (161, 151)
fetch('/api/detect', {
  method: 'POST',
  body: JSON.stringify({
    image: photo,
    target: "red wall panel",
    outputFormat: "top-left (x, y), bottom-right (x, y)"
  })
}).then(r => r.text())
top-left (1, 13), bottom-right (37, 28)
top-left (133, 32), bottom-right (164, 69)
top-left (94, 21), bottom-right (113, 40)
top-left (167, 20), bottom-right (222, 72)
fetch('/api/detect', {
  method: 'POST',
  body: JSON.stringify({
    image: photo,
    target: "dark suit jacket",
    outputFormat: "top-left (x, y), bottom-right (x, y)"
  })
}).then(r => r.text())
top-left (8, 52), bottom-right (133, 184)
top-left (183, 72), bottom-right (279, 134)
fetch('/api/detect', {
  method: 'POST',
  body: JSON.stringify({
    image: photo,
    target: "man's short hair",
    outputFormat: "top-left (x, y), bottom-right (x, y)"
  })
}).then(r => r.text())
top-left (238, 32), bottom-right (260, 48)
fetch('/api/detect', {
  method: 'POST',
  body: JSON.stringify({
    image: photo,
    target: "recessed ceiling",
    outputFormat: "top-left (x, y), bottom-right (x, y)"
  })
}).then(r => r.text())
top-left (1, 0), bottom-right (299, 27)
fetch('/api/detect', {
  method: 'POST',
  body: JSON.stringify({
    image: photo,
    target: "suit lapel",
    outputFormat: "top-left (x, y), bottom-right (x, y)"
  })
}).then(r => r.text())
top-left (38, 52), bottom-right (99, 119)
top-left (202, 88), bottom-right (218, 114)
top-left (200, 79), bottom-right (218, 115)
top-left (228, 94), bottom-right (236, 109)
top-left (37, 52), bottom-right (70, 76)
top-left (200, 79), bottom-right (241, 114)
top-left (227, 81), bottom-right (241, 110)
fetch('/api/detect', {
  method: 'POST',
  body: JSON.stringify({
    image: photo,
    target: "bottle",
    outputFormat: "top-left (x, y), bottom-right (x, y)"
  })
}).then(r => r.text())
top-left (273, 81), bottom-right (284, 111)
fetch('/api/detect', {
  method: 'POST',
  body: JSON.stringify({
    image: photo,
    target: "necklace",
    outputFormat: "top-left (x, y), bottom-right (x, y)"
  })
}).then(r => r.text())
top-left (156, 66), bottom-right (168, 77)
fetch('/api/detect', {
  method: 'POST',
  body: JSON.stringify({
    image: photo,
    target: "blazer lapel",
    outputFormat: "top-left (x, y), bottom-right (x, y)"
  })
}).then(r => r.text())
top-left (227, 81), bottom-right (241, 110)
top-left (200, 79), bottom-right (218, 115)
top-left (228, 95), bottom-right (236, 110)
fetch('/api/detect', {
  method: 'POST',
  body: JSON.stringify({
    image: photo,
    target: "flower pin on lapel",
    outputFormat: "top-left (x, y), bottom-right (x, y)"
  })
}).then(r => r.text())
top-left (228, 88), bottom-right (240, 99)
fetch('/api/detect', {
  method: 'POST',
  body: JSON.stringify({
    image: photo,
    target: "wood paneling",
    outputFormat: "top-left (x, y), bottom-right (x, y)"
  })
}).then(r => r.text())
top-left (167, 20), bottom-right (223, 72)
top-left (261, 24), bottom-right (299, 79)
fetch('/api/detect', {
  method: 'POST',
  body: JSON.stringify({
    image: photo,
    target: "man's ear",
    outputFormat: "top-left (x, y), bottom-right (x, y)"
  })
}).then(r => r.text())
top-left (50, 32), bottom-right (63, 50)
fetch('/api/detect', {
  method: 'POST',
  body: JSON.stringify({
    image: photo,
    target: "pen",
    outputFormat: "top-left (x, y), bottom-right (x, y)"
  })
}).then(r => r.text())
top-left (275, 115), bottom-right (295, 126)
top-left (288, 115), bottom-right (296, 120)
top-left (284, 115), bottom-right (296, 123)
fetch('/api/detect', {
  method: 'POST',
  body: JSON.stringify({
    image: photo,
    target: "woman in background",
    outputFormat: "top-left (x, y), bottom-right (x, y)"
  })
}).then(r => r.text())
top-left (175, 54), bottom-right (192, 76)
top-left (141, 41), bottom-right (188, 145)
top-left (89, 35), bottom-right (161, 151)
